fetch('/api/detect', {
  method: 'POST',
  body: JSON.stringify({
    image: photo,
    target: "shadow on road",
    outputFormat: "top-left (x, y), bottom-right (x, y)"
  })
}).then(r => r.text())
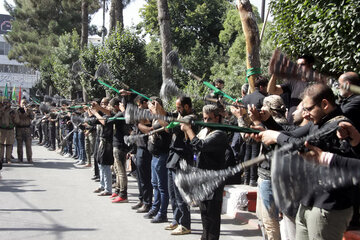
top-left (0, 179), bottom-right (45, 193)
top-left (0, 208), bottom-right (62, 212)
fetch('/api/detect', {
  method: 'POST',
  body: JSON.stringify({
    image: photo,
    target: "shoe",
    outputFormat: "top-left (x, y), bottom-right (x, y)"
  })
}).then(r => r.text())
top-left (143, 210), bottom-right (157, 219)
top-left (112, 196), bottom-right (129, 203)
top-left (98, 191), bottom-right (112, 196)
top-left (48, 148), bottom-right (55, 151)
top-left (28, 160), bottom-right (33, 164)
top-left (95, 179), bottom-right (100, 182)
top-left (136, 204), bottom-right (151, 213)
top-left (64, 153), bottom-right (72, 158)
top-left (249, 180), bottom-right (257, 187)
top-left (110, 193), bottom-right (118, 198)
top-left (84, 164), bottom-right (91, 167)
top-left (131, 201), bottom-right (143, 210)
top-left (91, 176), bottom-right (100, 180)
top-left (171, 225), bottom-right (191, 235)
top-left (165, 223), bottom-right (178, 230)
top-left (151, 214), bottom-right (168, 223)
top-left (76, 160), bottom-right (86, 165)
top-left (93, 187), bottom-right (104, 193)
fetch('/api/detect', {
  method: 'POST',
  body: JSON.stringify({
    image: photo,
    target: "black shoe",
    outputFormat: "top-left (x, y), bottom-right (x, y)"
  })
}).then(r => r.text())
top-left (48, 148), bottom-right (55, 151)
top-left (131, 201), bottom-right (143, 210)
top-left (136, 204), bottom-right (151, 213)
top-left (91, 176), bottom-right (99, 180)
top-left (249, 180), bottom-right (257, 187)
top-left (143, 210), bottom-right (157, 219)
top-left (151, 214), bottom-right (168, 223)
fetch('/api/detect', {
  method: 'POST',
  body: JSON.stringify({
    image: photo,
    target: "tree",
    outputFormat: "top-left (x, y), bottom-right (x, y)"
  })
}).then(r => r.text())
top-left (97, 28), bottom-right (160, 96)
top-left (51, 30), bottom-right (81, 98)
top-left (270, 0), bottom-right (360, 75)
top-left (109, 0), bottom-right (132, 33)
top-left (140, 0), bottom-right (232, 89)
top-left (157, 0), bottom-right (172, 82)
top-left (210, 7), bottom-right (274, 97)
top-left (79, 44), bottom-right (106, 99)
top-left (237, 0), bottom-right (261, 93)
top-left (5, 0), bottom-right (100, 69)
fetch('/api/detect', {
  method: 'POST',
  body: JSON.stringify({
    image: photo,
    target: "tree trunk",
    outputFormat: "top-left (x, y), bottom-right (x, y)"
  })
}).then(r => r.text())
top-left (157, 0), bottom-right (172, 82)
top-left (109, 0), bottom-right (124, 33)
top-left (81, 0), bottom-right (89, 49)
top-left (81, 0), bottom-right (89, 102)
top-left (237, 0), bottom-right (261, 93)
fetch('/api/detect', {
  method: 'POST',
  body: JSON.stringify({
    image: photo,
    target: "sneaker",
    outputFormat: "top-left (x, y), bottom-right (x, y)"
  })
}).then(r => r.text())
top-left (143, 210), bottom-right (157, 219)
top-left (110, 193), bottom-right (118, 199)
top-left (171, 225), bottom-right (191, 235)
top-left (91, 176), bottom-right (100, 180)
top-left (93, 187), bottom-right (104, 193)
top-left (98, 191), bottom-right (112, 196)
top-left (131, 201), bottom-right (143, 210)
top-left (151, 214), bottom-right (168, 223)
top-left (164, 223), bottom-right (178, 230)
top-left (64, 153), bottom-right (72, 158)
top-left (76, 160), bottom-right (86, 165)
top-left (112, 196), bottom-right (129, 203)
top-left (83, 164), bottom-right (92, 167)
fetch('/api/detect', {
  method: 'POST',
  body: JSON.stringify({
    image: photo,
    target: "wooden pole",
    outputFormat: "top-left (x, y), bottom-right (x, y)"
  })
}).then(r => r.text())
top-left (237, 0), bottom-right (261, 93)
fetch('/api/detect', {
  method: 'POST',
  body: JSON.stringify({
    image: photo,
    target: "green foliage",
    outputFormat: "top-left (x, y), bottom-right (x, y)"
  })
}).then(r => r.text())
top-left (4, 0), bottom-right (100, 69)
top-left (270, 0), bottom-right (360, 75)
top-left (51, 30), bottom-right (81, 98)
top-left (98, 28), bottom-right (161, 97)
top-left (210, 9), bottom-right (275, 98)
top-left (79, 44), bottom-right (106, 99)
top-left (140, 0), bottom-right (233, 92)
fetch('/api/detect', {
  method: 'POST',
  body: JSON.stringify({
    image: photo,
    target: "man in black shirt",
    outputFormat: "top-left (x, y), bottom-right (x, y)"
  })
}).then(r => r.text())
top-left (181, 104), bottom-right (228, 240)
top-left (109, 97), bottom-right (131, 203)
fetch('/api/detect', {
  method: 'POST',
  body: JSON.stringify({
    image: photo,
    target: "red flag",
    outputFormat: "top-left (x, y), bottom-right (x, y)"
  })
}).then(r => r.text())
top-left (18, 86), bottom-right (22, 105)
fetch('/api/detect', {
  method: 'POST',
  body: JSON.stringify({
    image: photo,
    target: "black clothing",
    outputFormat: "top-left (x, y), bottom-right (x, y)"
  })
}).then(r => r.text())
top-left (278, 108), bottom-right (356, 210)
top-left (94, 116), bottom-right (114, 166)
top-left (241, 89), bottom-right (266, 110)
top-left (110, 112), bottom-right (131, 150)
top-left (280, 79), bottom-right (308, 124)
top-left (147, 121), bottom-right (171, 157)
top-left (190, 129), bottom-right (227, 240)
top-left (166, 113), bottom-right (197, 169)
top-left (340, 94), bottom-right (360, 131)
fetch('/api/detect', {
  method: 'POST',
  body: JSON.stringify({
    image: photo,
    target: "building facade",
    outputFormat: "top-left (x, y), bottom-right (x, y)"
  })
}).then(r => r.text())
top-left (0, 14), bottom-right (39, 101)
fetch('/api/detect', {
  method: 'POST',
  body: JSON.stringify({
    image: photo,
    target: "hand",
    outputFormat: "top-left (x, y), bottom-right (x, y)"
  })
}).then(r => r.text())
top-left (119, 89), bottom-right (132, 96)
top-left (259, 130), bottom-right (280, 146)
top-left (91, 101), bottom-right (99, 110)
top-left (180, 123), bottom-right (191, 132)
top-left (148, 101), bottom-right (156, 114)
top-left (246, 125), bottom-right (265, 142)
top-left (337, 121), bottom-right (360, 147)
top-left (299, 141), bottom-right (323, 164)
top-left (248, 104), bottom-right (261, 122)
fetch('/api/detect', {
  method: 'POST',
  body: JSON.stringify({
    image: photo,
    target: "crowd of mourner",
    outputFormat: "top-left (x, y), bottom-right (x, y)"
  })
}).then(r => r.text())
top-left (1, 55), bottom-right (360, 240)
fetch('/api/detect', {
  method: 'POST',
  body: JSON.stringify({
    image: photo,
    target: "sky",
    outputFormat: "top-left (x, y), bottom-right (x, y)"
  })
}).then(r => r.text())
top-left (0, 0), bottom-right (270, 30)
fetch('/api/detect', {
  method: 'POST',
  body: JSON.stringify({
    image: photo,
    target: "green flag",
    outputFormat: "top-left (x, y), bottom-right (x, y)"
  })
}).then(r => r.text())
top-left (11, 86), bottom-right (16, 101)
top-left (4, 83), bottom-right (8, 99)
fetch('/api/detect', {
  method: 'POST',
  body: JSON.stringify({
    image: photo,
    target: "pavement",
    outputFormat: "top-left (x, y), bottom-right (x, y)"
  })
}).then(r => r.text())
top-left (0, 141), bottom-right (262, 240)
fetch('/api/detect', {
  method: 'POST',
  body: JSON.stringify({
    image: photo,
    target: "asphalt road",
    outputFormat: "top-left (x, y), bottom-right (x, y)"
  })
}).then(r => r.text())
top-left (0, 142), bottom-right (262, 240)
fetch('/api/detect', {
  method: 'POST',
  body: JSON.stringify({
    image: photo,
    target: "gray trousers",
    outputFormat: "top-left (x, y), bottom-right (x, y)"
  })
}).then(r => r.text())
top-left (85, 131), bottom-right (96, 165)
top-left (113, 147), bottom-right (128, 198)
top-left (16, 127), bottom-right (32, 162)
top-left (296, 204), bottom-right (353, 240)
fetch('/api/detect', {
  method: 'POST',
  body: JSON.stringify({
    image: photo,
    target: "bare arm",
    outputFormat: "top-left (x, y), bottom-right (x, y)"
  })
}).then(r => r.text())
top-left (267, 75), bottom-right (283, 95)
